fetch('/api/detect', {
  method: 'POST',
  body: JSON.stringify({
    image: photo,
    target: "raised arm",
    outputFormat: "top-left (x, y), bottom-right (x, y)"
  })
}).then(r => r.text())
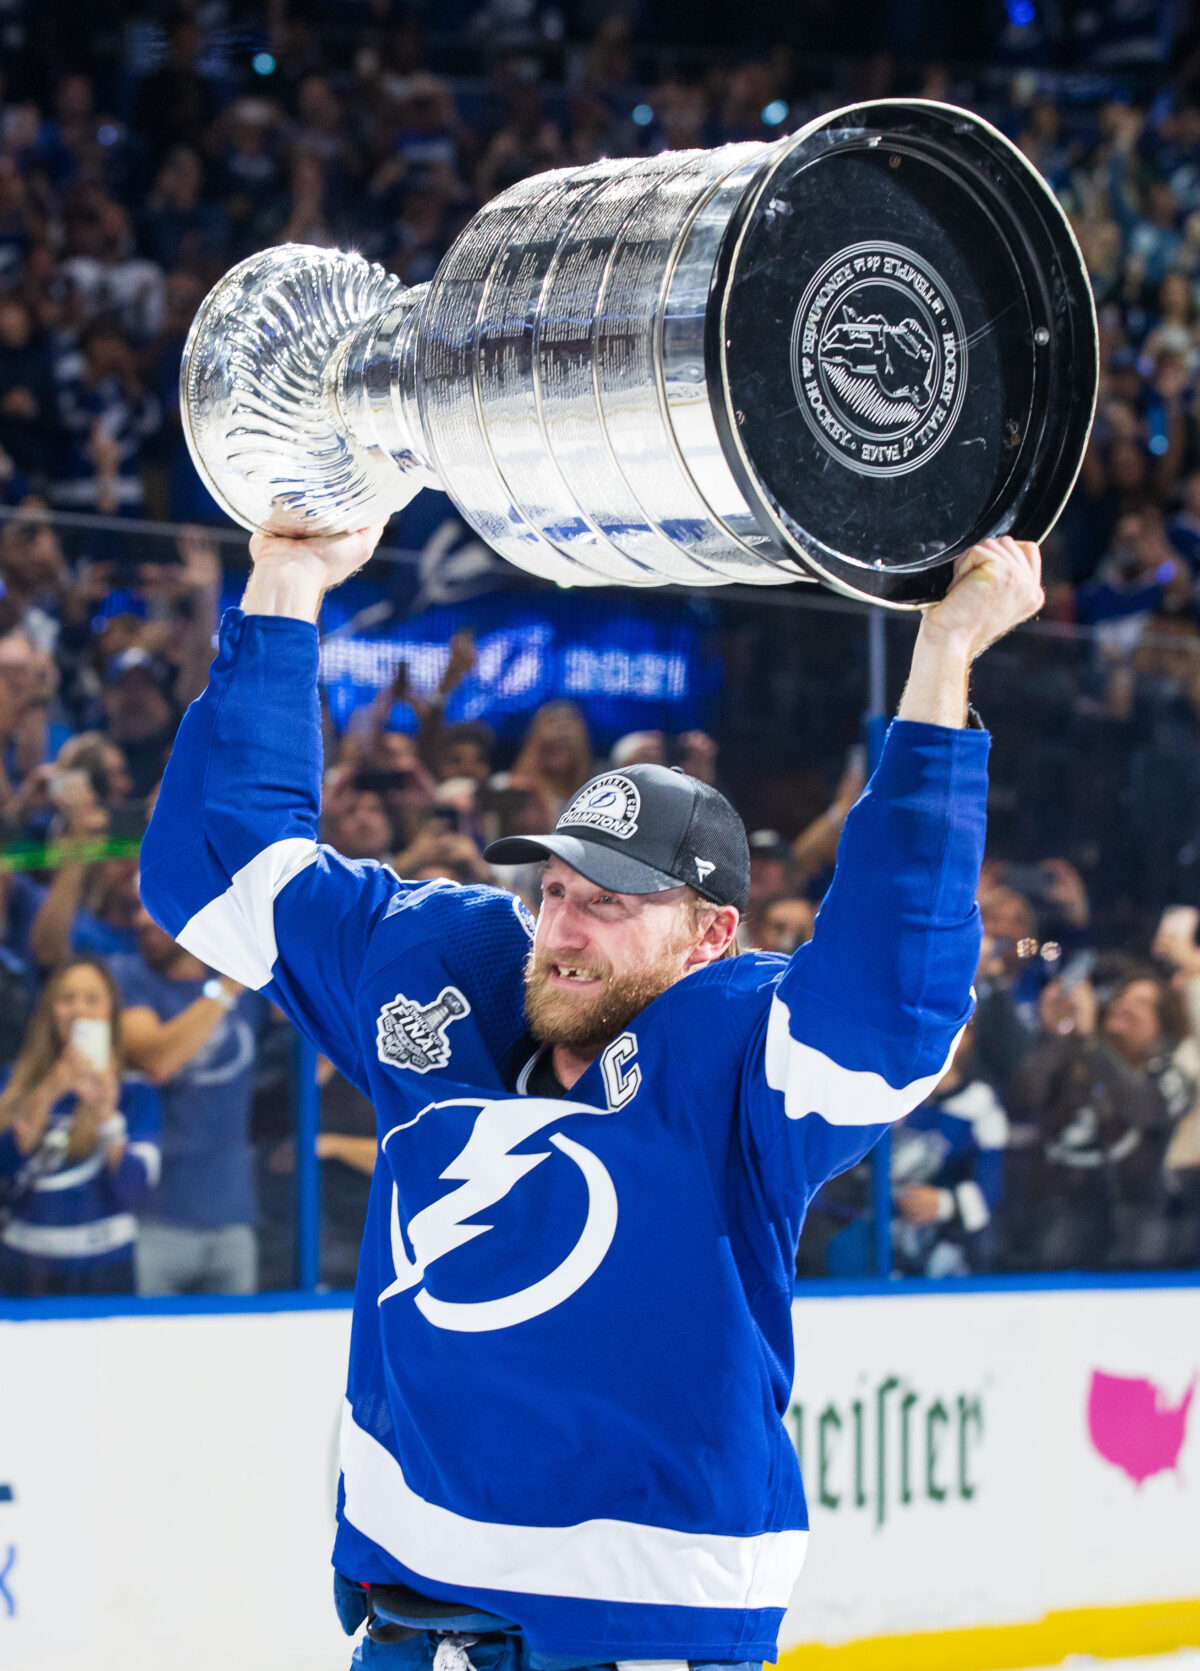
top-left (138, 528), bottom-right (407, 1086)
top-left (896, 537), bottom-right (1043, 727)
top-left (238, 526), bottom-right (384, 624)
top-left (744, 539), bottom-right (1043, 1202)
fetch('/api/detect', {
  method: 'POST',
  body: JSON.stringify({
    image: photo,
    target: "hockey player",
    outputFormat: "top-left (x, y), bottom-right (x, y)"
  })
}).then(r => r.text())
top-left (139, 528), bottom-right (1042, 1670)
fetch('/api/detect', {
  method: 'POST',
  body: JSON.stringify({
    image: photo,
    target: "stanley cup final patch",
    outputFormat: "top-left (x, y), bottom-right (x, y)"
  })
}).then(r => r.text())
top-left (376, 986), bottom-right (471, 1074)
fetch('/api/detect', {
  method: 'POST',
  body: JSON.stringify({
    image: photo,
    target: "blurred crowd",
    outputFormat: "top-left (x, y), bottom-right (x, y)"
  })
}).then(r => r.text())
top-left (3, 1), bottom-right (1200, 1294)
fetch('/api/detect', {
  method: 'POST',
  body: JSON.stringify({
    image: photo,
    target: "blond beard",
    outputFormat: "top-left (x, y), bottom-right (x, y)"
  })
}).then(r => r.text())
top-left (523, 944), bottom-right (689, 1053)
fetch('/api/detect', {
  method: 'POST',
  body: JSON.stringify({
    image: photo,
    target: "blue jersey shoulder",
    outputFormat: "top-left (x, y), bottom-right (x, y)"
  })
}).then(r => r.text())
top-left (365, 879), bottom-right (535, 1067)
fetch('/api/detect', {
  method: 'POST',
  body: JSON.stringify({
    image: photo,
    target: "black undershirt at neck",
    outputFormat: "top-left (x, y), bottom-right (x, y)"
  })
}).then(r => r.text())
top-left (525, 1046), bottom-right (567, 1099)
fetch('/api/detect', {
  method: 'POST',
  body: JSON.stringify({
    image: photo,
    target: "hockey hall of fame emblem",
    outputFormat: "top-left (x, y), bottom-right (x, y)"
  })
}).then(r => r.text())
top-left (790, 240), bottom-right (969, 480)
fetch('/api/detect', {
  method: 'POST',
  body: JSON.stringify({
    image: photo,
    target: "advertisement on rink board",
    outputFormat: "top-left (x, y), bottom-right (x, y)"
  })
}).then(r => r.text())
top-left (779, 1286), bottom-right (1200, 1656)
top-left (0, 1285), bottom-right (1197, 1671)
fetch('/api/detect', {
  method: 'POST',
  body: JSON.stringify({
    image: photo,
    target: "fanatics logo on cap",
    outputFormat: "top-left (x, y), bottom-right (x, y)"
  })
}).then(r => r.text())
top-left (558, 774), bottom-right (641, 841)
top-left (693, 857), bottom-right (715, 883)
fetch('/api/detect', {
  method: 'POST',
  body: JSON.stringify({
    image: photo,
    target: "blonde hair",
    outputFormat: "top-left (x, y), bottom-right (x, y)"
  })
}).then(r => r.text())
top-left (511, 701), bottom-right (595, 808)
top-left (0, 957), bottom-right (125, 1161)
top-left (685, 887), bottom-right (740, 960)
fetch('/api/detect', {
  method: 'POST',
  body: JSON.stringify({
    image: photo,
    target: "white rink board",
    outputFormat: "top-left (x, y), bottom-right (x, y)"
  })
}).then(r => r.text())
top-left (780, 1286), bottom-right (1200, 1650)
top-left (1, 1285), bottom-right (1198, 1671)
top-left (0, 1307), bottom-right (354, 1671)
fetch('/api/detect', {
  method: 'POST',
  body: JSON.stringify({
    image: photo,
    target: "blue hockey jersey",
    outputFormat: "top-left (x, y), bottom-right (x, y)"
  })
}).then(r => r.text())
top-left (0, 1074), bottom-right (161, 1268)
top-left (139, 610), bottom-right (988, 1663)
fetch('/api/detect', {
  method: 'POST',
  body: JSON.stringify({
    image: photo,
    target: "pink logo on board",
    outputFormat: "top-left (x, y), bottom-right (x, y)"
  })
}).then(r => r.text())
top-left (1087, 1369), bottom-right (1195, 1485)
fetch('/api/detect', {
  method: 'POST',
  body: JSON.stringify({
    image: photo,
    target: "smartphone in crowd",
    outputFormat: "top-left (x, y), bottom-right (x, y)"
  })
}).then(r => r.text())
top-left (47, 768), bottom-right (93, 811)
top-left (354, 769), bottom-right (413, 795)
top-left (70, 1017), bottom-right (111, 1071)
top-left (1002, 862), bottom-right (1056, 904)
top-left (1059, 950), bottom-right (1096, 993)
top-left (1158, 905), bottom-right (1199, 946)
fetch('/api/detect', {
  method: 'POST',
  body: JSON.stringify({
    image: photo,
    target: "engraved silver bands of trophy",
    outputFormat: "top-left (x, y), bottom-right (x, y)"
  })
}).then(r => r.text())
top-left (180, 100), bottom-right (1098, 609)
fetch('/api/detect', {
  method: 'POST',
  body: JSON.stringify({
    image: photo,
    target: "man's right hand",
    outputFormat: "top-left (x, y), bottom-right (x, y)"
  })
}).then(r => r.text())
top-left (243, 525), bottom-right (387, 622)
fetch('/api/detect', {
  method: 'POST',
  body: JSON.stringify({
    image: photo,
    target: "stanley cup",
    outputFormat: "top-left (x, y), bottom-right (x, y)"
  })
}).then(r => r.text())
top-left (180, 99), bottom-right (1098, 608)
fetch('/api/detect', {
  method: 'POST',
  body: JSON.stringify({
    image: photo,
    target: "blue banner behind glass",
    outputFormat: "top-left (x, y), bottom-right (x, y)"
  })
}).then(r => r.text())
top-left (315, 583), bottom-right (718, 752)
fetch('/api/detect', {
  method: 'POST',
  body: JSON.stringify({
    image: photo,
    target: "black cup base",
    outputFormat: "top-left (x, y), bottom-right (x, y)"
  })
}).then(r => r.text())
top-left (709, 101), bottom-right (1098, 607)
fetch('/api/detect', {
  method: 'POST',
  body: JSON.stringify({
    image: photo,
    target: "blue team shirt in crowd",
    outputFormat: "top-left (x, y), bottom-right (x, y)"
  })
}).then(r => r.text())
top-left (107, 954), bottom-right (265, 1229)
top-left (0, 1073), bottom-right (161, 1267)
top-left (1, 871), bottom-right (43, 990)
top-left (139, 610), bottom-right (988, 1664)
top-left (1, 870), bottom-right (136, 972)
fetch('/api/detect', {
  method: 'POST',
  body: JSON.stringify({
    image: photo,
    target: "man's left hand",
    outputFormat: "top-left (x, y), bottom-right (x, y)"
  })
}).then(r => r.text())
top-left (920, 537), bottom-right (1044, 662)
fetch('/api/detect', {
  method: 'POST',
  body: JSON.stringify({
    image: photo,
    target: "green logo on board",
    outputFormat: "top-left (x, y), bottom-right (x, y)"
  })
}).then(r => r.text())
top-left (788, 1379), bottom-right (985, 1527)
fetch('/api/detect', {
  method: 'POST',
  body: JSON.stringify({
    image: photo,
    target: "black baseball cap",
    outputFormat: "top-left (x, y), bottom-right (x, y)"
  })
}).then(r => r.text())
top-left (484, 764), bottom-right (750, 913)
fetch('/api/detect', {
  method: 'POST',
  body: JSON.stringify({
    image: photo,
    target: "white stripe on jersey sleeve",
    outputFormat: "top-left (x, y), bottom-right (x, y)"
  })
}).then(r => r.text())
top-left (764, 995), bottom-right (966, 1128)
top-left (954, 1179), bottom-right (991, 1233)
top-left (127, 1141), bottom-right (161, 1189)
top-left (174, 837), bottom-right (319, 990)
top-left (340, 1402), bottom-right (807, 1610)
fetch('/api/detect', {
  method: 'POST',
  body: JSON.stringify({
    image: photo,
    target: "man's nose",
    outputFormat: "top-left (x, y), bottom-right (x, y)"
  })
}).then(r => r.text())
top-left (542, 902), bottom-right (589, 952)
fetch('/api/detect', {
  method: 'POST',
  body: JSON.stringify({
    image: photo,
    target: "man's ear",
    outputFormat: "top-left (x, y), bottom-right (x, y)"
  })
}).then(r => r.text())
top-left (686, 905), bottom-right (739, 967)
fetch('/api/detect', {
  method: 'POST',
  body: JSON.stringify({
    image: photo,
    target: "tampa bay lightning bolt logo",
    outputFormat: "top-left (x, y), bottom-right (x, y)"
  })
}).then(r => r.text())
top-left (378, 1096), bottom-right (618, 1331)
top-left (558, 774), bottom-right (641, 841)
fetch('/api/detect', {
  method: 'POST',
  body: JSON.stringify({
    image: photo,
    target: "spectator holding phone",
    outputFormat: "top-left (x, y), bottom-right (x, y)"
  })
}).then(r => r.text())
top-left (27, 760), bottom-right (141, 970)
top-left (393, 810), bottom-right (493, 886)
top-left (110, 906), bottom-right (267, 1296)
top-left (507, 698), bottom-right (595, 820)
top-left (891, 1025), bottom-right (1009, 1276)
top-left (0, 955), bottom-right (161, 1297)
top-left (1008, 963), bottom-right (1194, 1268)
top-left (1150, 904), bottom-right (1200, 1262)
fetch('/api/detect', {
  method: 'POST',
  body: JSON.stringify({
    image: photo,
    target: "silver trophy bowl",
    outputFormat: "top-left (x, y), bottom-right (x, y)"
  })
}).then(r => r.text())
top-left (181, 99), bottom-right (1097, 606)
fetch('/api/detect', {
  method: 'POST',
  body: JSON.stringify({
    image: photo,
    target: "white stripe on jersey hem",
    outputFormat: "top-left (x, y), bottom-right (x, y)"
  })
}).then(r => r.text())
top-left (339, 1402), bottom-right (807, 1609)
top-left (765, 996), bottom-right (967, 1127)
top-left (2, 1213), bottom-right (137, 1258)
top-left (175, 837), bottom-right (319, 991)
